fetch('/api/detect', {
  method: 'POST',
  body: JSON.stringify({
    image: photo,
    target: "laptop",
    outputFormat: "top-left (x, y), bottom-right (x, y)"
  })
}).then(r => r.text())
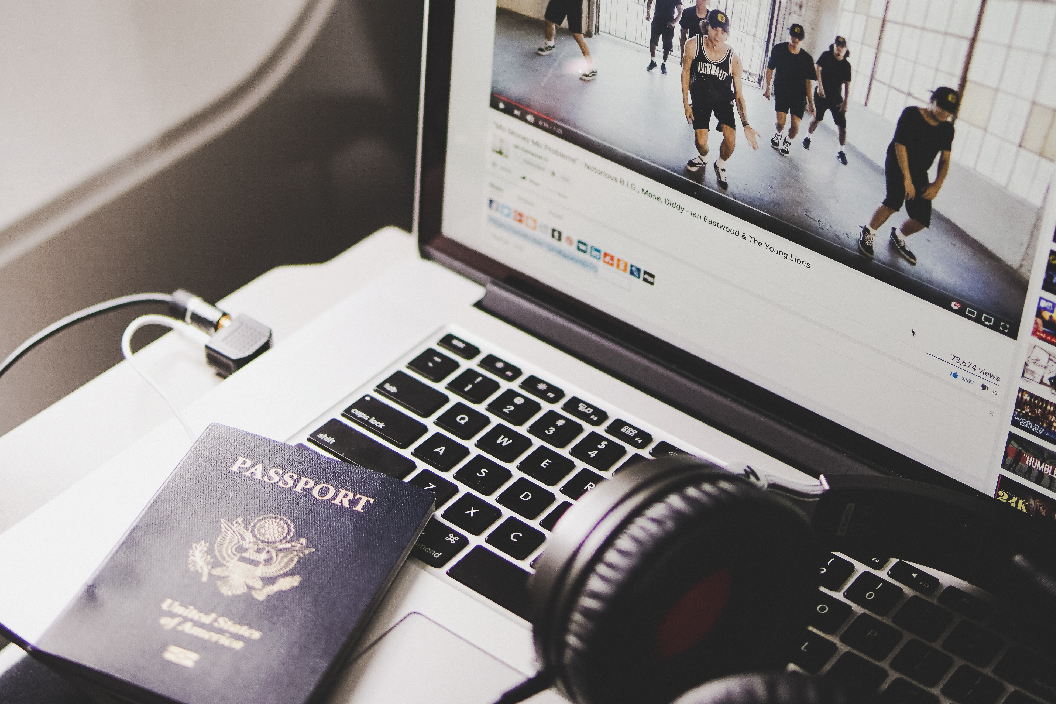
top-left (3, 0), bottom-right (1056, 702)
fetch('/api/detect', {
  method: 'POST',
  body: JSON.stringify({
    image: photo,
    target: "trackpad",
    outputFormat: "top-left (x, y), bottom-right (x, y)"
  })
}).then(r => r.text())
top-left (326, 612), bottom-right (565, 703)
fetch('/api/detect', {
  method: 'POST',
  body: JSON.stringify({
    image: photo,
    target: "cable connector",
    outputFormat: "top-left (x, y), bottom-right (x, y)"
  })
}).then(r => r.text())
top-left (169, 289), bottom-right (231, 333)
top-left (204, 314), bottom-right (273, 378)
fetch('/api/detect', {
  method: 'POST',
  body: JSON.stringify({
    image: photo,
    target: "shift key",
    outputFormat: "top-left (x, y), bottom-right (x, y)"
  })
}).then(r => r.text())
top-left (343, 395), bottom-right (427, 449)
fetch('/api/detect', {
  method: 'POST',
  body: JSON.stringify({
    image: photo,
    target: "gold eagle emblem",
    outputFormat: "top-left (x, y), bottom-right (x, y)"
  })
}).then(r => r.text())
top-left (188, 515), bottom-right (314, 600)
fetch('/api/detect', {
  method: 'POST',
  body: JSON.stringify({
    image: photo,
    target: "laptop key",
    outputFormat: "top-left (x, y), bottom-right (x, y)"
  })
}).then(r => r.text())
top-left (825, 652), bottom-right (888, 695)
top-left (308, 418), bottom-right (416, 479)
top-left (615, 454), bottom-right (651, 474)
top-left (497, 477), bottom-right (555, 519)
top-left (993, 646), bottom-right (1056, 703)
top-left (819, 554), bottom-right (855, 590)
top-left (840, 613), bottom-right (903, 660)
top-left (412, 432), bottom-right (470, 472)
top-left (528, 410), bottom-right (584, 448)
top-left (519, 446), bottom-right (575, 485)
top-left (479, 354), bottom-right (521, 381)
top-left (476, 424), bottom-right (533, 462)
top-left (407, 348), bottom-right (460, 382)
top-left (435, 402), bottom-right (491, 439)
top-left (880, 678), bottom-right (940, 704)
top-left (437, 333), bottom-right (480, 360)
top-left (446, 369), bottom-right (501, 404)
top-left (562, 396), bottom-right (608, 425)
top-left (845, 572), bottom-right (904, 616)
top-left (937, 586), bottom-right (991, 621)
top-left (520, 375), bottom-right (564, 403)
top-left (407, 469), bottom-right (459, 508)
top-left (605, 419), bottom-right (652, 449)
top-left (412, 518), bottom-right (468, 568)
top-left (486, 517), bottom-right (546, 560)
top-left (570, 432), bottom-right (627, 471)
top-left (940, 665), bottom-right (1004, 704)
top-left (890, 639), bottom-right (954, 688)
top-left (788, 630), bottom-right (838, 674)
top-left (650, 441), bottom-right (690, 458)
top-left (942, 621), bottom-right (1003, 668)
top-left (447, 546), bottom-right (532, 620)
top-left (809, 590), bottom-right (853, 634)
top-left (888, 561), bottom-right (940, 596)
top-left (892, 595), bottom-right (953, 642)
top-left (540, 501), bottom-right (572, 531)
top-left (343, 395), bottom-right (428, 449)
top-left (375, 370), bottom-right (449, 417)
top-left (486, 389), bottom-right (542, 425)
top-left (441, 493), bottom-right (502, 535)
top-left (561, 469), bottom-right (605, 500)
top-left (454, 456), bottom-right (512, 495)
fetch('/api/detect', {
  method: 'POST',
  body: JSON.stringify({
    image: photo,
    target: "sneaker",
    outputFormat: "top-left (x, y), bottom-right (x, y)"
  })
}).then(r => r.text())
top-left (580, 68), bottom-right (597, 81)
top-left (779, 138), bottom-right (791, 156)
top-left (686, 155), bottom-right (706, 172)
top-left (890, 228), bottom-right (917, 265)
top-left (771, 133), bottom-right (782, 150)
top-left (647, 60), bottom-right (657, 71)
top-left (803, 137), bottom-right (811, 149)
top-left (660, 62), bottom-right (667, 74)
top-left (858, 226), bottom-right (874, 258)
top-left (537, 44), bottom-right (555, 56)
top-left (713, 161), bottom-right (728, 189)
top-left (837, 150), bottom-right (848, 165)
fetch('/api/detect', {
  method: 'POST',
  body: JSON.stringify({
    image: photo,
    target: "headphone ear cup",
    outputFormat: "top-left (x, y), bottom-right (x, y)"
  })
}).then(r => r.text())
top-left (669, 671), bottom-right (853, 704)
top-left (550, 471), bottom-right (821, 704)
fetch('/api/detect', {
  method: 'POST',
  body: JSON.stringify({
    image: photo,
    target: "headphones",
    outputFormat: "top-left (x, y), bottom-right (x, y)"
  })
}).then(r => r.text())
top-left (496, 455), bottom-right (1056, 704)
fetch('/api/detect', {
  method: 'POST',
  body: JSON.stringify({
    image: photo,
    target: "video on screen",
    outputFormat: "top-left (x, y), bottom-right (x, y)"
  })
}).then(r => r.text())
top-left (1001, 432), bottom-right (1056, 495)
top-left (490, 0), bottom-right (1056, 338)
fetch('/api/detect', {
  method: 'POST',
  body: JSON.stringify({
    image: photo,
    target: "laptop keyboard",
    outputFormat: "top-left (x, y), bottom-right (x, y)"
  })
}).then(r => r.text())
top-left (299, 327), bottom-right (1055, 704)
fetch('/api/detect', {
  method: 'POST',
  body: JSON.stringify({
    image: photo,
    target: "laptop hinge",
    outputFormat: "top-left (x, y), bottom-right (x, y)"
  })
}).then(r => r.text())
top-left (479, 281), bottom-right (876, 479)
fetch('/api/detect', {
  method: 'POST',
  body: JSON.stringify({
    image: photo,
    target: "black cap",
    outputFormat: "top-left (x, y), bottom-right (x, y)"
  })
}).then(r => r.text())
top-left (790, 23), bottom-right (805, 38)
top-left (706, 9), bottom-right (730, 32)
top-left (834, 35), bottom-right (847, 46)
top-left (931, 86), bottom-right (959, 114)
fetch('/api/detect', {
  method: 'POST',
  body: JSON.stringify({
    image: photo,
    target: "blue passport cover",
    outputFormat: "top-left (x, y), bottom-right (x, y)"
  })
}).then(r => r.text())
top-left (32, 424), bottom-right (433, 704)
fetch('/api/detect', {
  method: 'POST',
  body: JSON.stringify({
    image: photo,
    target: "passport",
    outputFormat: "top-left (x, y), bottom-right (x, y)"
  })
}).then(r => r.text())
top-left (29, 424), bottom-right (433, 704)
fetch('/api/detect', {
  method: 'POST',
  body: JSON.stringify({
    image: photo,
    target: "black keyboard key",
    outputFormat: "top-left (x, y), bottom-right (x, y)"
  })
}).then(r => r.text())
top-left (561, 469), bottom-right (605, 500)
top-left (840, 613), bottom-right (903, 660)
top-left (375, 370), bottom-right (449, 417)
top-left (891, 639), bottom-right (954, 688)
top-left (879, 678), bottom-right (940, 704)
top-left (497, 478), bottom-right (555, 520)
top-left (540, 501), bottom-right (572, 531)
top-left (441, 493), bottom-right (502, 535)
top-left (476, 424), bottom-right (533, 462)
top-left (570, 432), bottom-right (627, 471)
top-left (528, 410), bottom-right (584, 448)
top-left (479, 354), bottom-right (521, 381)
top-left (845, 572), bottom-right (904, 616)
top-left (892, 596), bottom-right (954, 642)
top-left (446, 370), bottom-right (501, 404)
top-left (520, 375), bottom-right (564, 403)
top-left (411, 433), bottom-right (469, 472)
top-left (819, 554), bottom-right (855, 590)
top-left (412, 518), bottom-right (468, 568)
top-left (407, 348), bottom-right (460, 382)
top-left (308, 419), bottom-right (416, 479)
top-left (615, 454), bottom-right (651, 474)
top-left (1004, 692), bottom-right (1045, 704)
top-left (437, 333), bottom-right (479, 359)
top-left (937, 586), bottom-right (991, 621)
top-left (447, 546), bottom-right (532, 620)
top-left (650, 440), bottom-right (690, 458)
top-left (888, 561), bottom-right (940, 596)
top-left (343, 395), bottom-right (428, 449)
top-left (518, 446), bottom-right (575, 485)
top-left (454, 455), bottom-right (512, 495)
top-left (435, 402), bottom-right (491, 440)
top-left (993, 647), bottom-right (1056, 703)
top-left (486, 389), bottom-right (542, 425)
top-left (943, 621), bottom-right (1003, 668)
top-left (825, 652), bottom-right (888, 694)
top-left (407, 469), bottom-right (459, 508)
top-left (562, 396), bottom-right (608, 425)
top-left (941, 665), bottom-right (1004, 704)
top-left (788, 630), bottom-right (838, 674)
top-left (605, 419), bottom-right (652, 449)
top-left (486, 517), bottom-right (546, 560)
top-left (809, 590), bottom-right (853, 634)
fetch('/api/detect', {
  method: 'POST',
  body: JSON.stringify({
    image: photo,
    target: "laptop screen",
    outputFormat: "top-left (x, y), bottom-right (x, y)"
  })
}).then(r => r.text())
top-left (422, 0), bottom-right (1056, 508)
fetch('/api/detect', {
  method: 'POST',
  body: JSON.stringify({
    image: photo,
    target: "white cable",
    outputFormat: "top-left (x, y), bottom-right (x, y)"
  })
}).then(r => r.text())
top-left (121, 315), bottom-right (211, 443)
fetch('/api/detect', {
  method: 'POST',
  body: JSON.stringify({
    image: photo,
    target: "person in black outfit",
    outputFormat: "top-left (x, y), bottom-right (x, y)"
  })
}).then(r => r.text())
top-left (537, 0), bottom-right (597, 81)
top-left (646, 0), bottom-right (683, 74)
top-left (803, 36), bottom-right (851, 165)
top-left (857, 87), bottom-right (958, 265)
top-left (681, 9), bottom-right (760, 189)
top-left (763, 24), bottom-right (815, 156)
top-left (679, 0), bottom-right (709, 61)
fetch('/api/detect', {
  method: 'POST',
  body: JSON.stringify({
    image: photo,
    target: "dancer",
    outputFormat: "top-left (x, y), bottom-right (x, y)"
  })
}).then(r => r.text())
top-left (763, 24), bottom-right (815, 156)
top-left (804, 36), bottom-right (852, 164)
top-left (857, 87), bottom-right (959, 265)
top-left (681, 9), bottom-right (760, 189)
top-left (537, 0), bottom-right (597, 81)
top-left (646, 0), bottom-right (683, 74)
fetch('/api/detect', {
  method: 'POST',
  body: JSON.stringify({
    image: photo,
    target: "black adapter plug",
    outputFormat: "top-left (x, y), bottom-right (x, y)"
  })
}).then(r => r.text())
top-left (204, 314), bottom-right (273, 378)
